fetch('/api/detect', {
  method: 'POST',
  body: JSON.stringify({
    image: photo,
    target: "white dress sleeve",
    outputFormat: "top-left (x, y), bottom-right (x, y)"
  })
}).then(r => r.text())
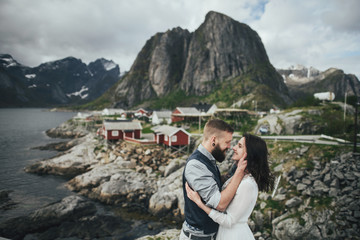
top-left (208, 175), bottom-right (258, 228)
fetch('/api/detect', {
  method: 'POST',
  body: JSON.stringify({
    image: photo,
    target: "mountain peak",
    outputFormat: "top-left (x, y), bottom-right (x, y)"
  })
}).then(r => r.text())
top-left (0, 54), bottom-right (22, 68)
top-left (109, 11), bottom-right (290, 109)
top-left (204, 11), bottom-right (229, 20)
top-left (89, 58), bottom-right (119, 72)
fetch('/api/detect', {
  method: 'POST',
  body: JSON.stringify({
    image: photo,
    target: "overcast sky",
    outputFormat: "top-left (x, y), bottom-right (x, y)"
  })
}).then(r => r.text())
top-left (1, 0), bottom-right (359, 78)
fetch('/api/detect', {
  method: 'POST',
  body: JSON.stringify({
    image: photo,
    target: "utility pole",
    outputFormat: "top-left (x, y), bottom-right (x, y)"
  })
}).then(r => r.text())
top-left (344, 92), bottom-right (347, 122)
top-left (354, 97), bottom-right (359, 153)
top-left (199, 115), bottom-right (201, 133)
top-left (252, 100), bottom-right (257, 112)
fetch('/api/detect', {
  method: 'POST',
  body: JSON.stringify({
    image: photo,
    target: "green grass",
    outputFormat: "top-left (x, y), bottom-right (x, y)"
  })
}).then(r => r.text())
top-left (309, 196), bottom-right (334, 210)
top-left (265, 199), bottom-right (286, 212)
top-left (144, 90), bottom-right (202, 110)
top-left (142, 124), bottom-right (153, 134)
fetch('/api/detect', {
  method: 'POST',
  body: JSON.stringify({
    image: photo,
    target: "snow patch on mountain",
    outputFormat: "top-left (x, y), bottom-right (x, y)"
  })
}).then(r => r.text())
top-left (66, 85), bottom-right (89, 99)
top-left (104, 61), bottom-right (117, 71)
top-left (26, 74), bottom-right (36, 79)
top-left (1, 57), bottom-right (19, 68)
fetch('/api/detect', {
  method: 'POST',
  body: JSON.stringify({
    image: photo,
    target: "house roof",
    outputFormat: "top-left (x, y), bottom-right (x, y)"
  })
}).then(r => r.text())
top-left (103, 120), bottom-right (142, 130)
top-left (175, 107), bottom-right (201, 115)
top-left (192, 103), bottom-right (214, 113)
top-left (151, 125), bottom-right (191, 137)
top-left (154, 111), bottom-right (172, 118)
top-left (215, 108), bottom-right (250, 113)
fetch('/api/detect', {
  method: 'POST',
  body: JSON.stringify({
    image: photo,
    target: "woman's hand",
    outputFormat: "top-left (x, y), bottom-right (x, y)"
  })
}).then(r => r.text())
top-left (185, 182), bottom-right (202, 206)
top-left (236, 152), bottom-right (247, 173)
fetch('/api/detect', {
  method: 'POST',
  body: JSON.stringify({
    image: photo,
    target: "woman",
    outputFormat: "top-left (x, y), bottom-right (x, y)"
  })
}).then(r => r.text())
top-left (186, 133), bottom-right (274, 240)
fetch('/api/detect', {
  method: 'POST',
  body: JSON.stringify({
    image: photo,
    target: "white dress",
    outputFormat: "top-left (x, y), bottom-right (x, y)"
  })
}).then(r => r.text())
top-left (209, 174), bottom-right (258, 240)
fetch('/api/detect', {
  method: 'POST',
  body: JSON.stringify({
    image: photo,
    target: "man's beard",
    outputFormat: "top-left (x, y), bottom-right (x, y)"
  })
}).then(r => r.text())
top-left (211, 144), bottom-right (226, 163)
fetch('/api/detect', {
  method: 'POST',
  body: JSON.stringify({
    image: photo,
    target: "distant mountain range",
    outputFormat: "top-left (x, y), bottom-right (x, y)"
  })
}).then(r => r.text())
top-left (278, 64), bottom-right (360, 102)
top-left (1, 11), bottom-right (359, 109)
top-left (89, 11), bottom-right (359, 110)
top-left (0, 54), bottom-right (120, 107)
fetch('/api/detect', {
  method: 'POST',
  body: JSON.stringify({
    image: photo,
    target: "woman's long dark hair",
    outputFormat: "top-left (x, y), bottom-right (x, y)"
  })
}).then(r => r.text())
top-left (243, 133), bottom-right (274, 192)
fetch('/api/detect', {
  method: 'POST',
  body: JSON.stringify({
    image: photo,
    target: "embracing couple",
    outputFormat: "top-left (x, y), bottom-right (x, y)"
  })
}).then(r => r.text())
top-left (180, 119), bottom-right (274, 240)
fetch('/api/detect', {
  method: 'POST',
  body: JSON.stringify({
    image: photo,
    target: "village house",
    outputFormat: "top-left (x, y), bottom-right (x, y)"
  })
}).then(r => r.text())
top-left (151, 125), bottom-right (191, 147)
top-left (152, 111), bottom-right (172, 125)
top-left (134, 108), bottom-right (151, 118)
top-left (192, 103), bottom-right (218, 115)
top-left (171, 107), bottom-right (202, 123)
top-left (100, 120), bottom-right (142, 141)
top-left (74, 112), bottom-right (93, 121)
top-left (101, 108), bottom-right (125, 116)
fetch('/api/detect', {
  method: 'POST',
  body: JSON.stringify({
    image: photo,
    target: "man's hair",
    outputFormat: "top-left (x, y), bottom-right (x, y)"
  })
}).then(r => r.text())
top-left (203, 119), bottom-right (234, 141)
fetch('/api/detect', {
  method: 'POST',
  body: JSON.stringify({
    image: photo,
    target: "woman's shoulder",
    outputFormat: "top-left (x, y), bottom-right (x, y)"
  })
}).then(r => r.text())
top-left (238, 174), bottom-right (258, 191)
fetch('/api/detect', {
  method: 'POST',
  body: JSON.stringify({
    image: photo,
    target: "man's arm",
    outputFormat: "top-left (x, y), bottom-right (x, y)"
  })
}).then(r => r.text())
top-left (185, 160), bottom-right (221, 209)
top-left (215, 154), bottom-right (247, 212)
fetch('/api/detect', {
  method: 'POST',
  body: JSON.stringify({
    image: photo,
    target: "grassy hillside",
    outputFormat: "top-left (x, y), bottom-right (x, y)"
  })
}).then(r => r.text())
top-left (134, 73), bottom-right (287, 110)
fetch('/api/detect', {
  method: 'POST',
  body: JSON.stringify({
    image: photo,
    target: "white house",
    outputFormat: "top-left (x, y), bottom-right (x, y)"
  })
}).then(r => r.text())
top-left (73, 112), bottom-right (92, 120)
top-left (314, 92), bottom-right (335, 101)
top-left (151, 125), bottom-right (191, 146)
top-left (206, 104), bottom-right (218, 114)
top-left (102, 108), bottom-right (125, 116)
top-left (152, 111), bottom-right (172, 125)
top-left (270, 108), bottom-right (281, 114)
top-left (192, 103), bottom-right (217, 115)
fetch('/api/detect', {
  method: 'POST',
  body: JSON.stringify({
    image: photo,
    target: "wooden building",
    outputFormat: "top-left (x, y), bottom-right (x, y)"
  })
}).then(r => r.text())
top-left (152, 125), bottom-right (191, 146)
top-left (171, 107), bottom-right (202, 123)
top-left (152, 110), bottom-right (172, 125)
top-left (101, 120), bottom-right (142, 140)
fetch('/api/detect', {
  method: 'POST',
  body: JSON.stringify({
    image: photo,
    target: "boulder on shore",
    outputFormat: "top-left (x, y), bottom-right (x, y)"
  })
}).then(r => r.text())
top-left (25, 134), bottom-right (99, 178)
top-left (0, 195), bottom-right (96, 240)
top-left (46, 120), bottom-right (88, 139)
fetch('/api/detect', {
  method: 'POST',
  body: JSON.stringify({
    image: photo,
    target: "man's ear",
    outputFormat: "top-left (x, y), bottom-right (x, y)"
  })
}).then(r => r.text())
top-left (211, 135), bottom-right (216, 146)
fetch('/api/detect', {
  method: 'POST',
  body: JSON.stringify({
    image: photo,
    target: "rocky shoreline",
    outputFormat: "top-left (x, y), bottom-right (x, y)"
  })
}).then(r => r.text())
top-left (1, 120), bottom-right (359, 239)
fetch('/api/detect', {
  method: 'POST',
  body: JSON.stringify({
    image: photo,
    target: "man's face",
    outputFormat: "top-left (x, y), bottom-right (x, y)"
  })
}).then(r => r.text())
top-left (211, 131), bottom-right (233, 163)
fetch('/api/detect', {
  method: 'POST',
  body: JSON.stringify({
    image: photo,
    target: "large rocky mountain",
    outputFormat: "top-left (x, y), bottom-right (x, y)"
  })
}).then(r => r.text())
top-left (0, 54), bottom-right (120, 107)
top-left (103, 11), bottom-right (291, 110)
top-left (278, 64), bottom-right (360, 101)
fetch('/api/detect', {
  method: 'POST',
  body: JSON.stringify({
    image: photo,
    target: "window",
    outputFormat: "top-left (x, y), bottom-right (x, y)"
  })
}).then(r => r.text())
top-left (112, 130), bottom-right (119, 136)
top-left (171, 135), bottom-right (177, 142)
top-left (165, 135), bottom-right (168, 141)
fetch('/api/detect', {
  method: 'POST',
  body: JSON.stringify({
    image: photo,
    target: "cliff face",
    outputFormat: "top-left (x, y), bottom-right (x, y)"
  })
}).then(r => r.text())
top-left (114, 27), bottom-right (191, 108)
top-left (181, 11), bottom-right (283, 95)
top-left (111, 11), bottom-right (290, 109)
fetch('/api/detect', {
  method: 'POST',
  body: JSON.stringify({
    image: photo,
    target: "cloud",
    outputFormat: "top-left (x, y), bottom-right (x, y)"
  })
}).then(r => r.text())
top-left (0, 0), bottom-right (359, 79)
top-left (250, 0), bottom-right (360, 77)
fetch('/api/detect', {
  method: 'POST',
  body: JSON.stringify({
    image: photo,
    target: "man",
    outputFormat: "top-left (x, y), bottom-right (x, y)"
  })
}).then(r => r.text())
top-left (180, 119), bottom-right (247, 240)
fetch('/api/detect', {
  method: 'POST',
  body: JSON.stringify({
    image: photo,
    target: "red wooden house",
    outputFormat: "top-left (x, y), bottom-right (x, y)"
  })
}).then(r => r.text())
top-left (152, 125), bottom-right (191, 146)
top-left (171, 107), bottom-right (201, 123)
top-left (101, 120), bottom-right (142, 140)
top-left (134, 108), bottom-right (150, 117)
